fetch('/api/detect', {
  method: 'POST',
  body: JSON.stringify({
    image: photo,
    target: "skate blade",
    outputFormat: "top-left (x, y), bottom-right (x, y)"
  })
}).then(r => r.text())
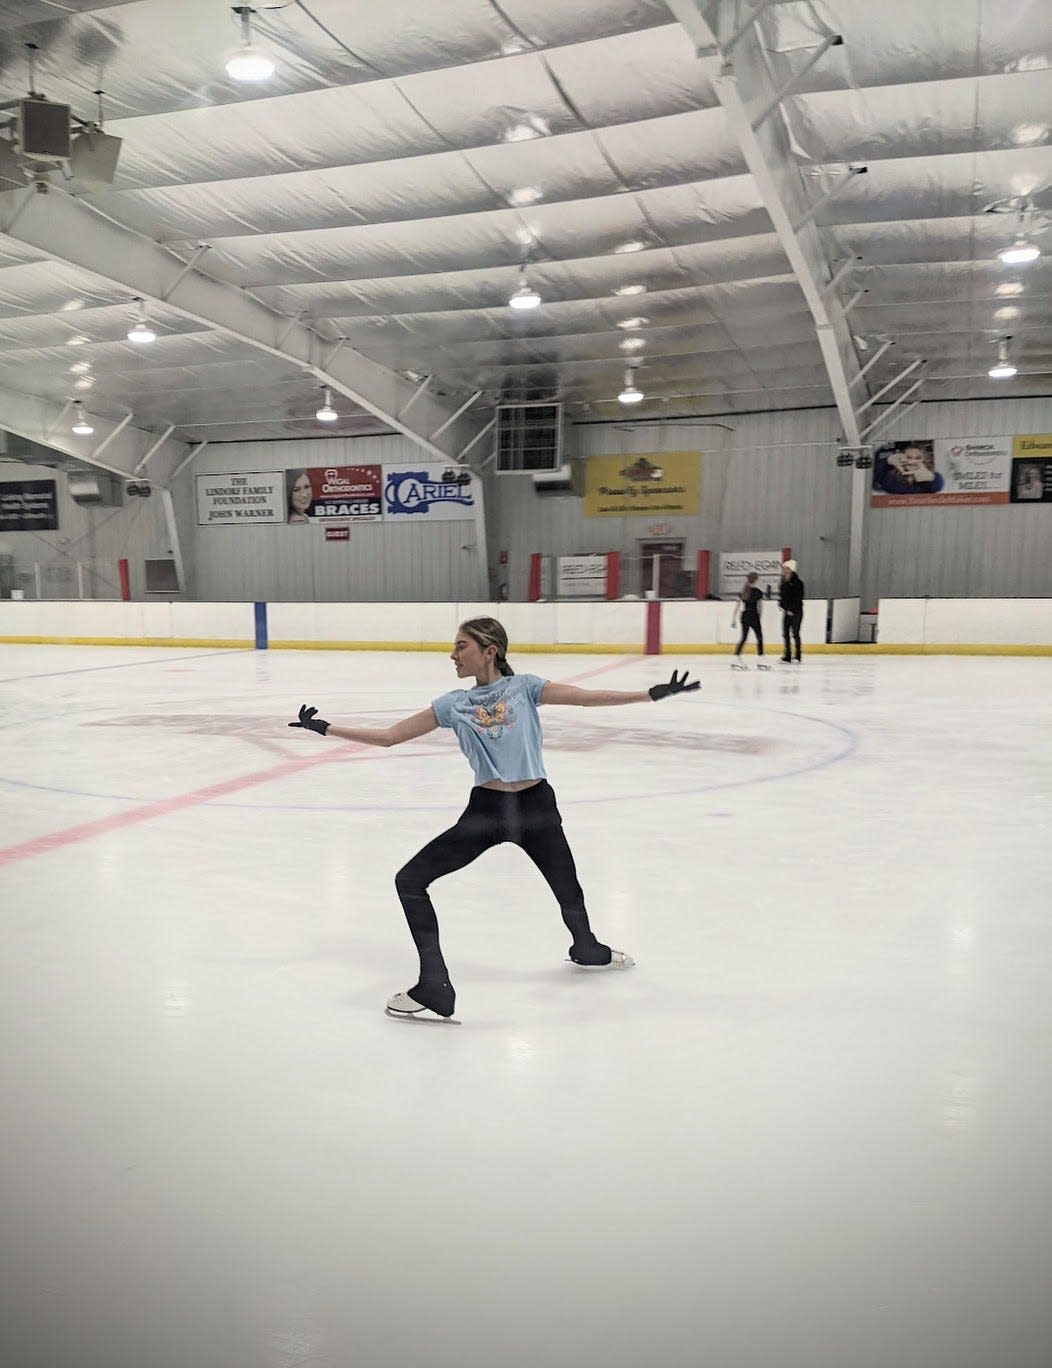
top-left (385, 1006), bottom-right (460, 1024)
top-left (566, 954), bottom-right (635, 971)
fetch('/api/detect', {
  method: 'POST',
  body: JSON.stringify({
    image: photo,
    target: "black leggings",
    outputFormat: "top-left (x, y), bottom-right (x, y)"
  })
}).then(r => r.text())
top-left (395, 781), bottom-right (609, 1014)
top-left (735, 616), bottom-right (763, 655)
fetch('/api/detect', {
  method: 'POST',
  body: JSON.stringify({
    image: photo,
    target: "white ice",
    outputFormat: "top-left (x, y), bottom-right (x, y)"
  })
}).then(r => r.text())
top-left (1, 644), bottom-right (1051, 1368)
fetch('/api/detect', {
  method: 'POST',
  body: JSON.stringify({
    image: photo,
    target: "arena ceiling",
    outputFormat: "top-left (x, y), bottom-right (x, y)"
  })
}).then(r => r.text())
top-left (0, 0), bottom-right (1049, 476)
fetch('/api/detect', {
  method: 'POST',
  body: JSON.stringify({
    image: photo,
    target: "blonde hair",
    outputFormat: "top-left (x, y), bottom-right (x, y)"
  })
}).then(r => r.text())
top-left (459, 617), bottom-right (514, 676)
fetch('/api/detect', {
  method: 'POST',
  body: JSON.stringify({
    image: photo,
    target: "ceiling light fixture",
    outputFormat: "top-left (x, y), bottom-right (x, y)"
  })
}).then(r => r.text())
top-left (225, 6), bottom-right (276, 82)
top-left (74, 376), bottom-right (94, 390)
top-left (71, 401), bottom-right (94, 435)
top-left (315, 387), bottom-right (338, 422)
top-left (618, 367), bottom-right (644, 404)
top-left (508, 267), bottom-right (541, 310)
top-left (508, 186), bottom-right (543, 206)
top-left (614, 239), bottom-right (647, 255)
top-left (1011, 123), bottom-right (1048, 146)
top-left (613, 283), bottom-right (647, 296)
top-left (502, 114), bottom-right (549, 143)
top-left (619, 337), bottom-right (645, 352)
top-left (999, 239), bottom-right (1041, 265)
top-left (995, 281), bottom-right (1024, 297)
top-left (616, 316), bottom-right (648, 330)
top-left (988, 337), bottom-right (1018, 380)
top-left (127, 298), bottom-right (157, 345)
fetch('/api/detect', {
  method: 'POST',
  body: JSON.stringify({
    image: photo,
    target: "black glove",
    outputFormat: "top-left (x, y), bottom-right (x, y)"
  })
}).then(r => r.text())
top-left (288, 704), bottom-right (330, 736)
top-left (649, 670), bottom-right (701, 702)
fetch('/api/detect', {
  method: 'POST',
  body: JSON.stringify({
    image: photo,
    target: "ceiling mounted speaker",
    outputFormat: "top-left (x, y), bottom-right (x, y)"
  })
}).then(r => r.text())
top-left (69, 128), bottom-right (122, 185)
top-left (18, 98), bottom-right (71, 159)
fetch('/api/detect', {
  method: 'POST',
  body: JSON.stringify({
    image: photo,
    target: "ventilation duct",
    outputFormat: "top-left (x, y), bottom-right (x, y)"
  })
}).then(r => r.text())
top-left (68, 470), bottom-right (122, 506)
top-left (496, 401), bottom-right (564, 473)
top-left (531, 461), bottom-right (585, 497)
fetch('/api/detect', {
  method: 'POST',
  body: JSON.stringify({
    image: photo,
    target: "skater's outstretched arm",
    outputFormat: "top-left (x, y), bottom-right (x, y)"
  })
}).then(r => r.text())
top-left (541, 670), bottom-right (700, 707)
top-left (289, 704), bottom-right (438, 747)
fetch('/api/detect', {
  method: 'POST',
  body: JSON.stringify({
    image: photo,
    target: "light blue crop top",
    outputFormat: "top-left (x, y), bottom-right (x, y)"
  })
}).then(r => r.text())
top-left (431, 673), bottom-right (548, 785)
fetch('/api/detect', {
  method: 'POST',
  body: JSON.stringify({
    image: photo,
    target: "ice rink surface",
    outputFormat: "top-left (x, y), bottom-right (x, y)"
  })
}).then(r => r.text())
top-left (2, 643), bottom-right (1051, 1368)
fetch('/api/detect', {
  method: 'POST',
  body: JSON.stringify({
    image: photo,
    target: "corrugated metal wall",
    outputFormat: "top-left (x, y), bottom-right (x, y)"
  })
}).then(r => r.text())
top-left (4, 397), bottom-right (1049, 605)
top-left (490, 399), bottom-right (1052, 603)
top-left (490, 412), bottom-right (847, 599)
top-left (187, 436), bottom-right (488, 603)
top-left (858, 397), bottom-right (1052, 604)
top-left (0, 461), bottom-right (179, 600)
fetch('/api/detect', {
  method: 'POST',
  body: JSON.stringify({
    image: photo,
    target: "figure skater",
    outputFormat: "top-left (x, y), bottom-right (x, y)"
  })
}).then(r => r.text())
top-left (289, 617), bottom-right (699, 1022)
top-left (730, 572), bottom-right (769, 669)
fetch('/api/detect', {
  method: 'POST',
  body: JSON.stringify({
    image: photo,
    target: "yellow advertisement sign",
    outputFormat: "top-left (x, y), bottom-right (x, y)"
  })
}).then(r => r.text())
top-left (1013, 434), bottom-right (1052, 458)
top-left (584, 451), bottom-right (700, 517)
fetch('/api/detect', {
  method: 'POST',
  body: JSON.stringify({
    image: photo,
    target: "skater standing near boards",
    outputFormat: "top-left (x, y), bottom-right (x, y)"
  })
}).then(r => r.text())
top-left (730, 572), bottom-right (769, 669)
top-left (288, 617), bottom-right (700, 1022)
top-left (779, 559), bottom-right (805, 662)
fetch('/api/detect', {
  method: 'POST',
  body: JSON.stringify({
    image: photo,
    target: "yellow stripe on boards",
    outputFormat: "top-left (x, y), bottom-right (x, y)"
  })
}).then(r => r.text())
top-left (0, 636), bottom-right (254, 648)
top-left (662, 642), bottom-right (1052, 656)
top-left (1, 636), bottom-right (1049, 657)
top-left (267, 640), bottom-right (635, 654)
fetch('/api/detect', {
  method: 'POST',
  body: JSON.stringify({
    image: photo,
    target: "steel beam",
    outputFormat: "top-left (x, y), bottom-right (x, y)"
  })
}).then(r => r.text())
top-left (135, 423), bottom-right (176, 474)
top-left (0, 187), bottom-right (488, 462)
top-left (860, 378), bottom-right (925, 441)
top-left (665, 0), bottom-right (866, 593)
top-left (168, 440), bottom-right (209, 484)
top-left (849, 340), bottom-right (893, 387)
top-left (857, 358), bottom-right (924, 414)
top-left (0, 384), bottom-right (189, 485)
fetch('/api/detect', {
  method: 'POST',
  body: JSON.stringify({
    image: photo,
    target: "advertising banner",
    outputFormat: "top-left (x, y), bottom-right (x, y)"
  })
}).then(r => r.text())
top-left (556, 554), bottom-right (607, 598)
top-left (585, 452), bottom-right (700, 517)
top-left (381, 464), bottom-right (478, 521)
top-left (871, 438), bottom-right (1011, 507)
top-left (1011, 435), bottom-right (1052, 504)
top-left (285, 465), bottom-right (383, 522)
top-left (718, 550), bottom-right (782, 599)
top-left (196, 472), bottom-right (284, 526)
top-left (0, 479), bottom-right (58, 531)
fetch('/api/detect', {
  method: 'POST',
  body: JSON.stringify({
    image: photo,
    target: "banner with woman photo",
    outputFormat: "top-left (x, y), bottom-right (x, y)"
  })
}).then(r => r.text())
top-left (871, 437), bottom-right (1011, 507)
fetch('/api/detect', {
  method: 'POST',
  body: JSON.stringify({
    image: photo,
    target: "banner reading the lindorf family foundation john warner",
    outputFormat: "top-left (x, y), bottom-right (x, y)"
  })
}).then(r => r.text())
top-left (870, 437), bottom-right (1011, 507)
top-left (584, 452), bottom-right (700, 517)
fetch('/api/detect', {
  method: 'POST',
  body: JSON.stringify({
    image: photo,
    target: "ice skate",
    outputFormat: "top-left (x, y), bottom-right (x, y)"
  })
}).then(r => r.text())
top-left (566, 948), bottom-right (635, 971)
top-left (757, 662), bottom-right (771, 670)
top-left (385, 989), bottom-right (459, 1023)
top-left (730, 660), bottom-right (749, 670)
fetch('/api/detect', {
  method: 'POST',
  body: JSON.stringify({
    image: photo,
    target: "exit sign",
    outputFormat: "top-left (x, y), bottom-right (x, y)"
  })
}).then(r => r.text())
top-left (649, 522), bottom-right (671, 535)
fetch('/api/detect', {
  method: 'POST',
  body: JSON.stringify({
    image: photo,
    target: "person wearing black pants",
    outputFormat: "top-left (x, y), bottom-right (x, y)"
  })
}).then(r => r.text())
top-left (730, 571), bottom-right (769, 669)
top-left (289, 616), bottom-right (700, 1022)
top-left (779, 559), bottom-right (805, 662)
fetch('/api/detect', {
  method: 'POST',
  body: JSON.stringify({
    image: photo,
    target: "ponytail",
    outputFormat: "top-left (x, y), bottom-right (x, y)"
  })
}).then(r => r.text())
top-left (460, 617), bottom-right (514, 676)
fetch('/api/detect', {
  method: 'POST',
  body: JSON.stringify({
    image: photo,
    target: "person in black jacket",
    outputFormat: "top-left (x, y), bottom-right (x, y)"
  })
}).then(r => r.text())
top-left (778, 560), bottom-right (805, 662)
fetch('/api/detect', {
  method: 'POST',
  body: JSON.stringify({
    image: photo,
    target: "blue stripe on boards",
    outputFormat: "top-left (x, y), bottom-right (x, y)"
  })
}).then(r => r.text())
top-left (254, 602), bottom-right (268, 650)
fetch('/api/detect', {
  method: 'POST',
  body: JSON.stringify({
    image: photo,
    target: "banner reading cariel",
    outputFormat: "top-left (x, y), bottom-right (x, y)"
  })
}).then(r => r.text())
top-left (584, 451), bottom-right (700, 517)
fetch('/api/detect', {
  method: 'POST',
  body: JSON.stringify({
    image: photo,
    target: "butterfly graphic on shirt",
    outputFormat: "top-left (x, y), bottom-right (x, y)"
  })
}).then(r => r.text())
top-left (471, 697), bottom-right (515, 739)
